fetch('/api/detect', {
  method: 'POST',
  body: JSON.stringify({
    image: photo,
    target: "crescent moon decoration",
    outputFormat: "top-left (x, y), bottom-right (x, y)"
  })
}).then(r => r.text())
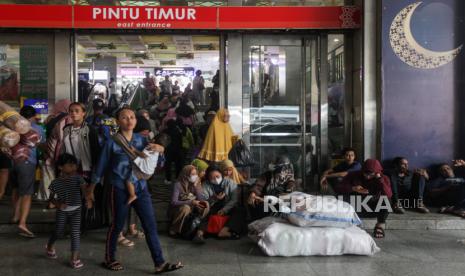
top-left (389, 2), bottom-right (462, 69)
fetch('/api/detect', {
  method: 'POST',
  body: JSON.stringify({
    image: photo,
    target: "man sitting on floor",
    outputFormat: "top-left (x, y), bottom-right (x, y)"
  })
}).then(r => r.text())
top-left (427, 160), bottom-right (465, 218)
top-left (388, 157), bottom-right (430, 214)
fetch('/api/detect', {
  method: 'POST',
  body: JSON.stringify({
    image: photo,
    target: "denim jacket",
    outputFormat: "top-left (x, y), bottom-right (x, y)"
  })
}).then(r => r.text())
top-left (91, 133), bottom-right (148, 191)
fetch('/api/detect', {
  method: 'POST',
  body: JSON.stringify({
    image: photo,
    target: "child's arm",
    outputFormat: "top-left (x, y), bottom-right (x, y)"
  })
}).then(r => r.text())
top-left (48, 191), bottom-right (66, 210)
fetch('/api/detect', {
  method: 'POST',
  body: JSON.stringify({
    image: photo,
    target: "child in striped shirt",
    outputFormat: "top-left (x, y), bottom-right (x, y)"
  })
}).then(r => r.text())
top-left (46, 153), bottom-right (89, 269)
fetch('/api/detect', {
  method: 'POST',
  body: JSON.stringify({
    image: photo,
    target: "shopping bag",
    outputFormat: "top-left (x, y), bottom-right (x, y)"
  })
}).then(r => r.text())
top-left (206, 214), bottom-right (229, 234)
top-left (37, 163), bottom-right (54, 201)
top-left (228, 139), bottom-right (255, 168)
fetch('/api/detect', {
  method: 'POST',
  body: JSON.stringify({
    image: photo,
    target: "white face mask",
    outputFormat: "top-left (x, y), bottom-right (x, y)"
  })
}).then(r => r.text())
top-left (189, 175), bottom-right (198, 183)
top-left (213, 176), bottom-right (222, 185)
top-left (268, 164), bottom-right (275, 171)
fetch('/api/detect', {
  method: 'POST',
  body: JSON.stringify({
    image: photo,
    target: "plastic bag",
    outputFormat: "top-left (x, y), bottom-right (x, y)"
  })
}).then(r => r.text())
top-left (0, 101), bottom-right (31, 134)
top-left (0, 125), bottom-right (20, 148)
top-left (20, 129), bottom-right (41, 147)
top-left (11, 143), bottom-right (31, 162)
top-left (228, 139), bottom-right (255, 168)
top-left (37, 162), bottom-right (54, 201)
top-left (206, 215), bottom-right (229, 234)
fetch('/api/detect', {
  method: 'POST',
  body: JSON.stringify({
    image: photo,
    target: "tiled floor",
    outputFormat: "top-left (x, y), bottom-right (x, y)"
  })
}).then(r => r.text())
top-left (2, 229), bottom-right (465, 276)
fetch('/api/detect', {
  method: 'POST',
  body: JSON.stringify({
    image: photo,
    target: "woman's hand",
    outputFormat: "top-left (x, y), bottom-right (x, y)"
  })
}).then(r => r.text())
top-left (215, 192), bottom-right (226, 200)
top-left (352, 185), bottom-right (369, 194)
top-left (217, 209), bottom-right (226, 216)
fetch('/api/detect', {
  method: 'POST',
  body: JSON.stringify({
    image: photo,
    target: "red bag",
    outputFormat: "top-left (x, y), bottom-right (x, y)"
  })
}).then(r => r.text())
top-left (206, 215), bottom-right (229, 234)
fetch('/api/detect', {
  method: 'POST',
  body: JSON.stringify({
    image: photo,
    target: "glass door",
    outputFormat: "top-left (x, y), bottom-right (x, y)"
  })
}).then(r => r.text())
top-left (242, 35), bottom-right (319, 190)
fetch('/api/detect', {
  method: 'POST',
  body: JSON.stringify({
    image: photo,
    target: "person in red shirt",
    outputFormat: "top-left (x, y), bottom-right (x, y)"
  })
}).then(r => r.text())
top-left (334, 159), bottom-right (392, 239)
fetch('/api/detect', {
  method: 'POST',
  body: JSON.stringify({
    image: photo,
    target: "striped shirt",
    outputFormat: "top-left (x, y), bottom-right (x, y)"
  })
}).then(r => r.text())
top-left (49, 175), bottom-right (85, 209)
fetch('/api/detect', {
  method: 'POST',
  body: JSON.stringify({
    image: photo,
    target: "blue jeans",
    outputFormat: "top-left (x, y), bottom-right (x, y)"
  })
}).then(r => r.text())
top-left (392, 175), bottom-right (427, 202)
top-left (106, 186), bottom-right (165, 266)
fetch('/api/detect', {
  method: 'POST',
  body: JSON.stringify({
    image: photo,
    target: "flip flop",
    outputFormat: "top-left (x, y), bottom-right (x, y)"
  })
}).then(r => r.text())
top-left (126, 230), bottom-right (145, 239)
top-left (45, 246), bottom-right (58, 259)
top-left (103, 261), bottom-right (124, 271)
top-left (18, 227), bottom-right (35, 238)
top-left (155, 262), bottom-right (183, 274)
top-left (373, 226), bottom-right (385, 239)
top-left (117, 237), bottom-right (135, 247)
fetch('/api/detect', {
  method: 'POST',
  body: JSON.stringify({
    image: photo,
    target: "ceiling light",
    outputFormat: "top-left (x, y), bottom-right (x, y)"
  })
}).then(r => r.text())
top-left (333, 38), bottom-right (340, 42)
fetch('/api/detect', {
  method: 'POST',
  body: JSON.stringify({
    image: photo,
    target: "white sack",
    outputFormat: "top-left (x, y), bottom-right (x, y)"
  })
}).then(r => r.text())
top-left (282, 192), bottom-right (361, 228)
top-left (256, 222), bottom-right (380, 256)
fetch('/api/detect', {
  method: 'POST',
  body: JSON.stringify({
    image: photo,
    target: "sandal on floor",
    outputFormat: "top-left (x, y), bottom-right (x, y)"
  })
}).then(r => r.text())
top-left (45, 246), bottom-right (57, 259)
top-left (439, 206), bottom-right (453, 214)
top-left (117, 237), bottom-right (135, 247)
top-left (373, 226), bottom-right (385, 239)
top-left (70, 259), bottom-right (84, 269)
top-left (126, 230), bottom-right (145, 239)
top-left (452, 209), bottom-right (465, 218)
top-left (103, 261), bottom-right (124, 271)
top-left (18, 227), bottom-right (35, 238)
top-left (155, 262), bottom-right (183, 274)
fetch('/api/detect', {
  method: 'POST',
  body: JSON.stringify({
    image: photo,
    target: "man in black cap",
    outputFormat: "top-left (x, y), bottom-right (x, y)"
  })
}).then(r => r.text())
top-left (85, 99), bottom-right (111, 146)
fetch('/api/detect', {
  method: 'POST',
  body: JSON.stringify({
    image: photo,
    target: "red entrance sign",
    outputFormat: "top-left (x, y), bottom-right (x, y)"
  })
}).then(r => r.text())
top-left (0, 5), bottom-right (360, 30)
top-left (219, 6), bottom-right (360, 29)
top-left (74, 6), bottom-right (217, 29)
top-left (0, 5), bottom-right (72, 28)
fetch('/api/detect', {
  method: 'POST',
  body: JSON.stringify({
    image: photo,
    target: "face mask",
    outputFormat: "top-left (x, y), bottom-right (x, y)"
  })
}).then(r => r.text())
top-left (268, 164), bottom-right (275, 171)
top-left (213, 176), bottom-right (222, 185)
top-left (189, 175), bottom-right (198, 183)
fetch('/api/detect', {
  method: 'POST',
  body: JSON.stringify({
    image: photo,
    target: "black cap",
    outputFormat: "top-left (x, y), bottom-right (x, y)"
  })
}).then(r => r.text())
top-left (93, 99), bottom-right (105, 110)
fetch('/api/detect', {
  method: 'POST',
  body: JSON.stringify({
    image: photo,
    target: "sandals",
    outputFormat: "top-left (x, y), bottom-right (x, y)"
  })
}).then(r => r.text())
top-left (71, 259), bottom-right (84, 269)
top-left (18, 226), bottom-right (35, 238)
top-left (45, 246), bottom-right (57, 259)
top-left (155, 262), bottom-right (184, 274)
top-left (373, 226), bottom-right (385, 239)
top-left (103, 261), bottom-right (124, 271)
top-left (117, 236), bottom-right (135, 247)
top-left (126, 230), bottom-right (145, 239)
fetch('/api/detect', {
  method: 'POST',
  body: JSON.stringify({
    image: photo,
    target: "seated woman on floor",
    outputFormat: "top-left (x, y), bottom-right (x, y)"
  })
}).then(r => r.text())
top-left (247, 156), bottom-right (296, 221)
top-left (334, 159), bottom-right (392, 239)
top-left (169, 165), bottom-right (209, 239)
top-left (320, 147), bottom-right (362, 192)
top-left (193, 165), bottom-right (244, 243)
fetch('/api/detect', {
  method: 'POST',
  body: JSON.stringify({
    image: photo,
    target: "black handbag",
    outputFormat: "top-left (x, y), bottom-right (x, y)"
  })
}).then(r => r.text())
top-left (81, 184), bottom-right (104, 232)
top-left (228, 139), bottom-right (256, 168)
top-left (180, 213), bottom-right (202, 240)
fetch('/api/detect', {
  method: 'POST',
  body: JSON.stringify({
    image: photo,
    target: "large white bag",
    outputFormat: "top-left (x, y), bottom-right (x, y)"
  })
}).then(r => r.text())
top-left (254, 221), bottom-right (380, 256)
top-left (280, 192), bottom-right (361, 228)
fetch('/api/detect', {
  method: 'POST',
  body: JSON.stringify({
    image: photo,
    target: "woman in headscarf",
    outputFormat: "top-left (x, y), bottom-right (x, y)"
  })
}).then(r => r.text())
top-left (220, 159), bottom-right (246, 185)
top-left (334, 159), bottom-right (392, 239)
top-left (247, 156), bottom-right (296, 221)
top-left (197, 108), bottom-right (234, 162)
top-left (193, 165), bottom-right (243, 243)
top-left (191, 159), bottom-right (209, 183)
top-left (169, 165), bottom-right (209, 238)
